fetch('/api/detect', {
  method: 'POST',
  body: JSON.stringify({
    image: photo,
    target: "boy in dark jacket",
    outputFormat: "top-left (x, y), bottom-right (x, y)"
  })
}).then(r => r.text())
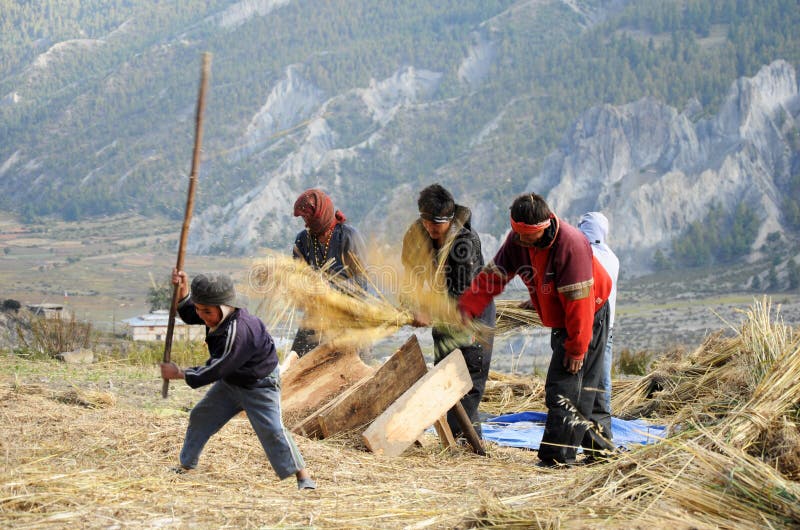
top-left (401, 184), bottom-right (496, 438)
top-left (160, 269), bottom-right (316, 489)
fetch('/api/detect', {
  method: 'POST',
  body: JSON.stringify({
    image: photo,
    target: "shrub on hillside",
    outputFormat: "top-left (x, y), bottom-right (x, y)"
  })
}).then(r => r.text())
top-left (617, 348), bottom-right (653, 376)
top-left (15, 313), bottom-right (93, 358)
top-left (2, 299), bottom-right (21, 312)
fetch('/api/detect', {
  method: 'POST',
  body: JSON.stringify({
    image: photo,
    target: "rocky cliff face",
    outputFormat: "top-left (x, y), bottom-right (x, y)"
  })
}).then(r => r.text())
top-left (190, 65), bottom-right (444, 255)
top-left (530, 60), bottom-right (799, 272)
top-left (191, 59), bottom-right (799, 275)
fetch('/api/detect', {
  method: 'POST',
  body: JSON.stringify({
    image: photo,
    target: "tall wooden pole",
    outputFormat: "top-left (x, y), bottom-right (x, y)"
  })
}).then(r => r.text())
top-left (162, 53), bottom-right (211, 398)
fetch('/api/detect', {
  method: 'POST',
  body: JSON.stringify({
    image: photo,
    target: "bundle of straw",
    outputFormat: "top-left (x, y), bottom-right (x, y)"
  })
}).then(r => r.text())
top-left (469, 430), bottom-right (800, 528)
top-left (55, 387), bottom-right (117, 409)
top-left (481, 370), bottom-right (545, 416)
top-left (494, 299), bottom-right (542, 334)
top-left (611, 297), bottom-right (800, 480)
top-left (248, 253), bottom-right (475, 350)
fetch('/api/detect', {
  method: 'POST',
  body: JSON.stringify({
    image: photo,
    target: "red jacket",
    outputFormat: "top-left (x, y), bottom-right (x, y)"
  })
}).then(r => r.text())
top-left (459, 217), bottom-right (611, 361)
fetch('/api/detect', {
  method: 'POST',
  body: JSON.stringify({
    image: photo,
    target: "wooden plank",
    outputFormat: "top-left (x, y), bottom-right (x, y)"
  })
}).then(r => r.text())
top-left (291, 371), bottom-right (373, 438)
top-left (452, 401), bottom-right (485, 455)
top-left (315, 334), bottom-right (428, 438)
top-left (362, 349), bottom-right (471, 457)
top-left (433, 415), bottom-right (456, 449)
top-left (281, 343), bottom-right (374, 416)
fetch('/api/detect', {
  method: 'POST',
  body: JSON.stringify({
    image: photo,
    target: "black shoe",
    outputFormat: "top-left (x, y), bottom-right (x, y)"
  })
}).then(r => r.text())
top-left (536, 459), bottom-right (576, 469)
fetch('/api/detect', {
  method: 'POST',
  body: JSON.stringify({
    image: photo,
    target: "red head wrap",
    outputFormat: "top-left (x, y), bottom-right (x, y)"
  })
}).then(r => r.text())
top-left (293, 189), bottom-right (346, 236)
top-left (510, 214), bottom-right (552, 235)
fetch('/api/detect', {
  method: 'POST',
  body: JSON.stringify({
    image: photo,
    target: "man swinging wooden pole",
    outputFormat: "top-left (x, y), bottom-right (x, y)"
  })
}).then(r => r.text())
top-left (162, 52), bottom-right (211, 398)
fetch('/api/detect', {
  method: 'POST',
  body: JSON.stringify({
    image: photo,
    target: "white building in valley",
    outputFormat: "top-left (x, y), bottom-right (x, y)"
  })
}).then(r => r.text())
top-left (122, 310), bottom-right (205, 342)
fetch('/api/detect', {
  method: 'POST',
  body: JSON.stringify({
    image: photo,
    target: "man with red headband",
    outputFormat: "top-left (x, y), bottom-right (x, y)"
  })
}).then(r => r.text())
top-left (458, 193), bottom-right (614, 466)
top-left (291, 188), bottom-right (367, 356)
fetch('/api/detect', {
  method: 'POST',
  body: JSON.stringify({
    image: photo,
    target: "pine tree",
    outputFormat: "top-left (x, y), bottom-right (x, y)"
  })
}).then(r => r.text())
top-left (787, 259), bottom-right (800, 290)
top-left (653, 249), bottom-right (671, 271)
top-left (767, 265), bottom-right (780, 291)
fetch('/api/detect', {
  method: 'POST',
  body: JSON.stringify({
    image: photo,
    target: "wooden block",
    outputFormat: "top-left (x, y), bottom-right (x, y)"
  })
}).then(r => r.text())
top-left (317, 335), bottom-right (428, 437)
top-left (281, 342), bottom-right (374, 416)
top-left (291, 335), bottom-right (427, 438)
top-left (291, 371), bottom-right (373, 438)
top-left (362, 349), bottom-right (471, 457)
top-left (433, 415), bottom-right (456, 449)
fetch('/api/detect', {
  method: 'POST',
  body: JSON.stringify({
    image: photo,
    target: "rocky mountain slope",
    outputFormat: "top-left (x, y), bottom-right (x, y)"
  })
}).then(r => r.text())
top-left (191, 58), bottom-right (799, 273)
top-left (533, 60), bottom-right (799, 271)
top-left (1, 1), bottom-right (799, 274)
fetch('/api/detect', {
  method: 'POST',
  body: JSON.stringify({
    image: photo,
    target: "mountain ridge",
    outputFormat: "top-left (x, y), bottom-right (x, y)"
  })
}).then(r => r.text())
top-left (1, 0), bottom-right (799, 273)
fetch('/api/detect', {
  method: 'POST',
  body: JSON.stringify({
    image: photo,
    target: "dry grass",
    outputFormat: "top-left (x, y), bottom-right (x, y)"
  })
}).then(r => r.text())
top-left (0, 375), bottom-right (545, 529)
top-left (0, 297), bottom-right (798, 529)
top-left (14, 311), bottom-right (93, 357)
top-left (470, 297), bottom-right (800, 528)
top-left (247, 253), bottom-right (480, 351)
top-left (481, 370), bottom-right (545, 416)
top-left (494, 299), bottom-right (543, 335)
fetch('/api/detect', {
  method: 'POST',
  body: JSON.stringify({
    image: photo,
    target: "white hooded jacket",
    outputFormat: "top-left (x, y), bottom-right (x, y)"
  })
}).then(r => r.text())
top-left (578, 212), bottom-right (620, 328)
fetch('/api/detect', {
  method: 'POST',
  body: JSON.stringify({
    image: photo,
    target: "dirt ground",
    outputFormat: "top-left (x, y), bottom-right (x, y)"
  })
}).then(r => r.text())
top-left (2, 214), bottom-right (798, 528)
top-left (0, 358), bottom-right (550, 529)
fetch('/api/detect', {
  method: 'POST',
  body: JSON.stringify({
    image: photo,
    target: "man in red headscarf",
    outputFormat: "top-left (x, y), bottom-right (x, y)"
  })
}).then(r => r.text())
top-left (458, 193), bottom-right (614, 466)
top-left (291, 188), bottom-right (367, 356)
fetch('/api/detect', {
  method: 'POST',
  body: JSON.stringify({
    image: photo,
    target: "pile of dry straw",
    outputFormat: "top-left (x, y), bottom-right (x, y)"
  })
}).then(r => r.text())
top-left (247, 250), bottom-right (800, 528)
top-left (247, 253), bottom-right (799, 527)
top-left (468, 297), bottom-right (800, 528)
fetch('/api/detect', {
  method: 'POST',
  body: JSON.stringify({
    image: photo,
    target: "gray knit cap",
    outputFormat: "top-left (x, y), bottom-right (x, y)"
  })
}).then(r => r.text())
top-left (190, 273), bottom-right (237, 307)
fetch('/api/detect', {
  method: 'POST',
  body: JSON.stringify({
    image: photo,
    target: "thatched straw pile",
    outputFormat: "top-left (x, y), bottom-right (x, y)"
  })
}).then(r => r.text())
top-left (481, 370), bottom-right (545, 416)
top-left (613, 299), bottom-right (800, 480)
top-left (468, 297), bottom-right (800, 528)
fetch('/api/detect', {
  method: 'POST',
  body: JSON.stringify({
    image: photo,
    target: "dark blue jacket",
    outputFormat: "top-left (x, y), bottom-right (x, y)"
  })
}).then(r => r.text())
top-left (177, 298), bottom-right (278, 389)
top-left (293, 223), bottom-right (367, 288)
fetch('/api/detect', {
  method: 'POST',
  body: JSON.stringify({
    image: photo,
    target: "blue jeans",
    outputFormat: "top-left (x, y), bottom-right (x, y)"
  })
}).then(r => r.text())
top-left (599, 331), bottom-right (613, 414)
top-left (179, 372), bottom-right (305, 479)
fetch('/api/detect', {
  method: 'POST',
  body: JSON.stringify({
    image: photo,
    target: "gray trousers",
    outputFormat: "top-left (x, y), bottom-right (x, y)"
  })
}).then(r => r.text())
top-left (180, 372), bottom-right (305, 479)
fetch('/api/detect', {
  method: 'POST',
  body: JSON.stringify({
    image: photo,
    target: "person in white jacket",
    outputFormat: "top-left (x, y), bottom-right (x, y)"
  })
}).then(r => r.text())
top-left (578, 212), bottom-right (620, 414)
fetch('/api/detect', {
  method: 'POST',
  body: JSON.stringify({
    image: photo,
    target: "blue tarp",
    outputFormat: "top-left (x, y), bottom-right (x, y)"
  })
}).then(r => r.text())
top-left (481, 411), bottom-right (666, 451)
